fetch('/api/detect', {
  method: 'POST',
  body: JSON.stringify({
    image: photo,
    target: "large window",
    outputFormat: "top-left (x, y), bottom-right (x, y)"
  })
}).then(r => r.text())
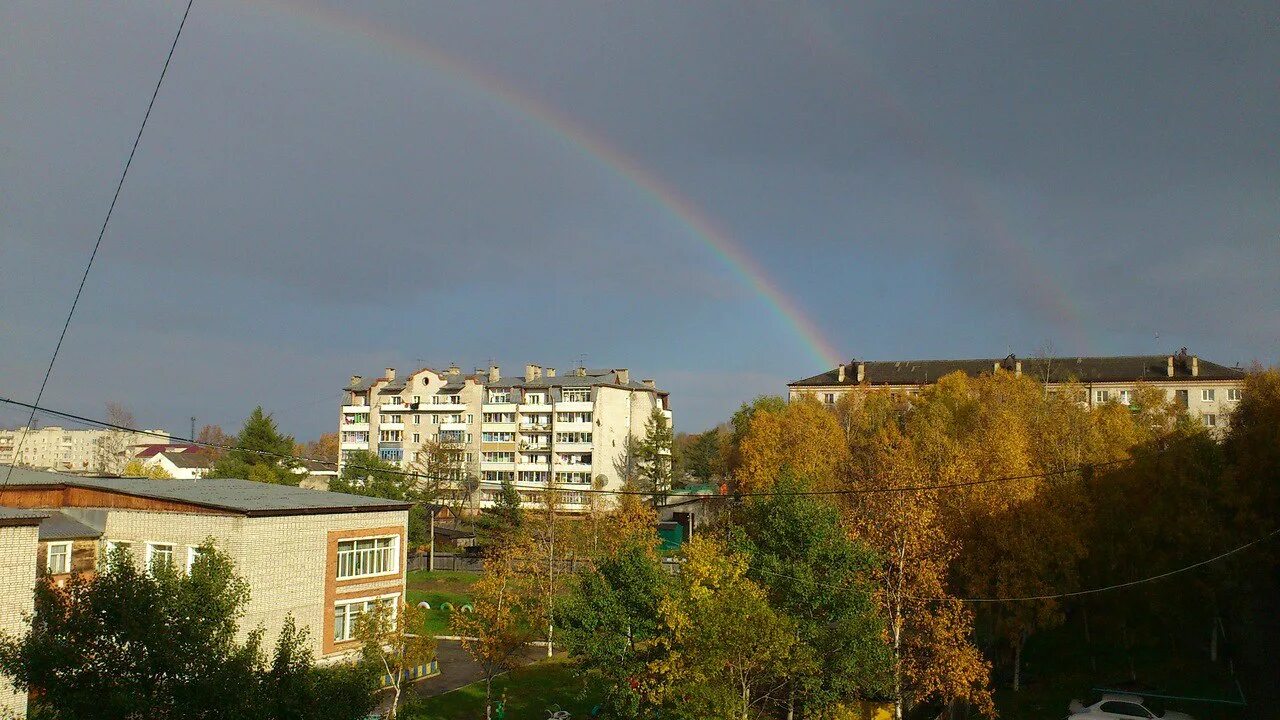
top-left (1202, 389), bottom-right (1216, 401)
top-left (1202, 413), bottom-right (1217, 428)
top-left (483, 451), bottom-right (515, 463)
top-left (482, 431), bottom-right (515, 443)
top-left (484, 412), bottom-right (516, 423)
top-left (146, 542), bottom-right (174, 570)
top-left (46, 541), bottom-right (71, 574)
top-left (1228, 388), bottom-right (1242, 401)
top-left (562, 389), bottom-right (590, 403)
top-left (333, 595), bottom-right (398, 643)
top-left (336, 536), bottom-right (398, 579)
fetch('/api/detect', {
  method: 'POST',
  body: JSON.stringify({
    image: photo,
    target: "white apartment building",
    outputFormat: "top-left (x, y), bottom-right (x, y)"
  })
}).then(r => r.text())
top-left (789, 351), bottom-right (1246, 432)
top-left (0, 426), bottom-right (170, 474)
top-left (339, 364), bottom-right (671, 512)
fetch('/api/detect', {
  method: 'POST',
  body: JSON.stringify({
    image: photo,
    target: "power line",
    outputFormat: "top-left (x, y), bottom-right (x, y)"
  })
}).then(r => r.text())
top-left (3, 0), bottom-right (197, 488)
top-left (0, 396), bottom-right (1142, 499)
top-left (754, 527), bottom-right (1280, 603)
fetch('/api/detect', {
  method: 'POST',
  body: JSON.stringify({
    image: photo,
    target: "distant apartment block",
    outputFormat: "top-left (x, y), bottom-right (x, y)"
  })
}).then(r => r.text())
top-left (1, 468), bottom-right (411, 662)
top-left (789, 351), bottom-right (1246, 431)
top-left (339, 364), bottom-right (671, 512)
top-left (0, 426), bottom-right (171, 474)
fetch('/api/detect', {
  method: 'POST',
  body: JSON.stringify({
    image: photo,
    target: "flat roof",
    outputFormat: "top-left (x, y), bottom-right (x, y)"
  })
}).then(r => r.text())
top-left (0, 506), bottom-right (49, 528)
top-left (0, 467), bottom-right (411, 517)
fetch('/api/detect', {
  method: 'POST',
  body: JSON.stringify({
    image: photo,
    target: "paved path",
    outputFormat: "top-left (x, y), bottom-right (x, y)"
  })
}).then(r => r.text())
top-left (375, 639), bottom-right (549, 714)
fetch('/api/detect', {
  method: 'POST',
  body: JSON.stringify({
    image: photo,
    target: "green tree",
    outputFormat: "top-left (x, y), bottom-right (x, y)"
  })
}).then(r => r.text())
top-left (0, 544), bottom-right (376, 720)
top-left (634, 408), bottom-right (674, 497)
top-left (211, 407), bottom-right (301, 485)
top-left (735, 472), bottom-right (892, 716)
top-left (475, 477), bottom-right (523, 547)
top-left (332, 450), bottom-right (411, 500)
top-left (560, 540), bottom-right (670, 717)
top-left (674, 427), bottom-right (727, 483)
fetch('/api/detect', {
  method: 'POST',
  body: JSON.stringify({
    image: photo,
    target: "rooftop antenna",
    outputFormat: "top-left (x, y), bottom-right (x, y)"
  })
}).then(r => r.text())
top-left (576, 353), bottom-right (588, 370)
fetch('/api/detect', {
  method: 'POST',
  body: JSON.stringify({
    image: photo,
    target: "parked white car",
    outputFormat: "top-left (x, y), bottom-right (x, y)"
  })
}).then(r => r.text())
top-left (1068, 694), bottom-right (1194, 720)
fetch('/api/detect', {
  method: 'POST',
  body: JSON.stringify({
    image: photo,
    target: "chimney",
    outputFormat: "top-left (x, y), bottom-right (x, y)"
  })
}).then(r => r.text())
top-left (1015, 360), bottom-right (1022, 377)
top-left (1167, 356), bottom-right (1175, 377)
top-left (385, 367), bottom-right (395, 381)
top-left (857, 362), bottom-right (866, 383)
top-left (488, 365), bottom-right (500, 383)
top-left (525, 364), bottom-right (541, 382)
top-left (642, 379), bottom-right (655, 389)
top-left (994, 362), bottom-right (1001, 374)
top-left (1191, 356), bottom-right (1199, 377)
top-left (837, 365), bottom-right (846, 383)
top-left (349, 375), bottom-right (363, 387)
top-left (546, 367), bottom-right (556, 378)
top-left (615, 368), bottom-right (630, 385)
top-left (575, 367), bottom-right (587, 377)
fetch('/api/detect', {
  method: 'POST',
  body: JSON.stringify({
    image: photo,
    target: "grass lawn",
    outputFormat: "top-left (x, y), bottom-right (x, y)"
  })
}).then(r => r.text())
top-left (405, 570), bottom-right (479, 637)
top-left (407, 658), bottom-right (603, 720)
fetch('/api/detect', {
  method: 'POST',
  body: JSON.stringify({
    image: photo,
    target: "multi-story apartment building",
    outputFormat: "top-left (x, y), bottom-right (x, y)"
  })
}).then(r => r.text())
top-left (1, 467), bottom-right (411, 662)
top-left (0, 426), bottom-right (171, 474)
top-left (339, 364), bottom-right (671, 512)
top-left (789, 351), bottom-right (1246, 431)
top-left (0, 507), bottom-right (43, 718)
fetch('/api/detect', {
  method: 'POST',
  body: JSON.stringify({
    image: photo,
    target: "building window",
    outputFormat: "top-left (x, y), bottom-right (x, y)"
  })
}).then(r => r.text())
top-left (432, 415), bottom-right (439, 424)
top-left (186, 547), bottom-right (207, 573)
top-left (336, 536), bottom-right (398, 579)
top-left (145, 543), bottom-right (174, 570)
top-left (823, 393), bottom-right (836, 406)
top-left (1095, 390), bottom-right (1109, 403)
top-left (1202, 413), bottom-right (1217, 427)
top-left (1118, 389), bottom-right (1131, 404)
top-left (47, 542), bottom-right (72, 575)
top-left (1202, 389), bottom-right (1216, 402)
top-left (412, 433), bottom-right (420, 443)
top-left (333, 595), bottom-right (397, 643)
top-left (488, 391), bottom-right (510, 404)
top-left (466, 414), bottom-right (474, 424)
top-left (413, 415), bottom-right (420, 425)
top-left (1227, 388), bottom-right (1242, 401)
top-left (562, 389), bottom-right (590, 403)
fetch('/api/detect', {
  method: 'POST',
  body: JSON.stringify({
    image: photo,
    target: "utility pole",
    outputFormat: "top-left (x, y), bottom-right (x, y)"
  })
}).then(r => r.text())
top-left (190, 416), bottom-right (196, 441)
top-left (428, 506), bottom-right (435, 572)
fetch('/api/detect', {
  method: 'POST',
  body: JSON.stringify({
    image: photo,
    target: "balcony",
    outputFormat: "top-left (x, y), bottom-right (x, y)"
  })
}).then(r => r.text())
top-left (518, 423), bottom-right (551, 433)
top-left (554, 401), bottom-right (593, 412)
top-left (341, 404), bottom-right (370, 413)
top-left (518, 402), bottom-right (552, 413)
top-left (482, 403), bottom-right (517, 413)
top-left (439, 422), bottom-right (467, 432)
top-left (519, 440), bottom-right (551, 451)
top-left (339, 440), bottom-right (369, 451)
top-left (379, 402), bottom-right (409, 413)
top-left (341, 421), bottom-right (370, 431)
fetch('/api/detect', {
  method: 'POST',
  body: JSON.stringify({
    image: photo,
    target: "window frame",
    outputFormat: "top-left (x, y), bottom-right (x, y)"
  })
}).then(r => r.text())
top-left (145, 542), bottom-right (175, 571)
top-left (46, 541), bottom-right (72, 575)
top-left (1227, 388), bottom-right (1241, 401)
top-left (335, 535), bottom-right (400, 580)
top-left (332, 593), bottom-right (399, 643)
top-left (1202, 389), bottom-right (1216, 402)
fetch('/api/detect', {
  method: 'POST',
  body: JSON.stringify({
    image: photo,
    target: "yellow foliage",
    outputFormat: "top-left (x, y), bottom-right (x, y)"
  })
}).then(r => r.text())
top-left (736, 396), bottom-right (849, 492)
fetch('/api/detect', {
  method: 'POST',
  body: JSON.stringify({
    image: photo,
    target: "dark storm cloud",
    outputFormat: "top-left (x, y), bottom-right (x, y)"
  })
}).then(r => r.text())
top-left (1, 0), bottom-right (1275, 436)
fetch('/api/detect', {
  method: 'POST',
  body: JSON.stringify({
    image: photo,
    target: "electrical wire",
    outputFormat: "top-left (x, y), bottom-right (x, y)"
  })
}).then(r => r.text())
top-left (3, 0), bottom-right (197, 488)
top-left (753, 527), bottom-right (1280, 603)
top-left (1, 396), bottom-right (1141, 499)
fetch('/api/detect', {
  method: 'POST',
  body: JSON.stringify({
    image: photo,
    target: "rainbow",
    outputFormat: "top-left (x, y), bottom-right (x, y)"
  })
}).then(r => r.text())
top-left (777, 4), bottom-right (1091, 352)
top-left (236, 0), bottom-right (844, 369)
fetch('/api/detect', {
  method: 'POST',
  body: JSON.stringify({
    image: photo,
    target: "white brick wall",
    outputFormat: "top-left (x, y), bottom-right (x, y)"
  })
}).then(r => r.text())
top-left (100, 509), bottom-right (408, 660)
top-left (0, 525), bottom-right (38, 718)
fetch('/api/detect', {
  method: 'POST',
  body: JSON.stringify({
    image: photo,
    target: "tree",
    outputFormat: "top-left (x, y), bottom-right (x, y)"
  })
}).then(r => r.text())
top-left (300, 432), bottom-right (340, 464)
top-left (332, 450), bottom-right (413, 500)
top-left (634, 408), bottom-right (674, 497)
top-left (94, 402), bottom-right (137, 474)
top-left (195, 424), bottom-right (233, 462)
top-left (211, 407), bottom-right (301, 485)
top-left (560, 540), bottom-right (669, 717)
top-left (452, 551), bottom-right (538, 720)
top-left (121, 458), bottom-right (173, 479)
top-left (647, 537), bottom-right (795, 719)
top-left (0, 544), bottom-right (376, 720)
top-left (734, 396), bottom-right (849, 493)
top-left (475, 477), bottom-right (523, 547)
top-left (674, 427), bottom-right (727, 483)
top-left (354, 600), bottom-right (436, 719)
top-left (735, 472), bottom-right (892, 717)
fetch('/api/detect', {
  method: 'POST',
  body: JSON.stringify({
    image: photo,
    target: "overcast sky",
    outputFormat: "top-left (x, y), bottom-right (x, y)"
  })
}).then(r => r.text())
top-left (2, 1), bottom-right (1276, 438)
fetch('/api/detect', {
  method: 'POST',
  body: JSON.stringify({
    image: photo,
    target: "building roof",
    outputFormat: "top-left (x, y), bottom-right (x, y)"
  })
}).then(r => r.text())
top-left (38, 510), bottom-right (105, 541)
top-left (1, 467), bottom-right (411, 517)
top-left (157, 451), bottom-right (212, 469)
top-left (0, 506), bottom-right (49, 528)
top-left (133, 443), bottom-right (200, 458)
top-left (789, 354), bottom-right (1246, 388)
